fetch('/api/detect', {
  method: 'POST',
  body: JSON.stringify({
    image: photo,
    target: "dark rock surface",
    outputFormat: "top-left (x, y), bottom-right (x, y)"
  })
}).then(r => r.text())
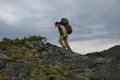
top-left (0, 39), bottom-right (120, 80)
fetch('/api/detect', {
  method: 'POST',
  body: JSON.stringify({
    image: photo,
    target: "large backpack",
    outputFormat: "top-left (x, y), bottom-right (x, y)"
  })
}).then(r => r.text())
top-left (65, 24), bottom-right (72, 34)
top-left (60, 18), bottom-right (69, 26)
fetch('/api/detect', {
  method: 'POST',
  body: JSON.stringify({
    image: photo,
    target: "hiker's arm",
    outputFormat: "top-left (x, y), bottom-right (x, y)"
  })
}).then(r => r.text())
top-left (58, 27), bottom-right (63, 36)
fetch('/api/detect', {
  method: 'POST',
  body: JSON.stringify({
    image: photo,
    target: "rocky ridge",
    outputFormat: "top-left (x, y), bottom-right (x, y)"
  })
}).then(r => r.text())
top-left (0, 36), bottom-right (120, 80)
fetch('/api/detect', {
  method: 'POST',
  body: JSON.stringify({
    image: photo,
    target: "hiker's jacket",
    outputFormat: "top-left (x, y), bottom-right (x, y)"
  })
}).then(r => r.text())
top-left (58, 25), bottom-right (68, 37)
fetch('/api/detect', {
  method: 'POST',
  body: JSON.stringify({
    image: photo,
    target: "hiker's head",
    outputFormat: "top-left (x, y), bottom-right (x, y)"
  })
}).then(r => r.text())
top-left (55, 22), bottom-right (60, 27)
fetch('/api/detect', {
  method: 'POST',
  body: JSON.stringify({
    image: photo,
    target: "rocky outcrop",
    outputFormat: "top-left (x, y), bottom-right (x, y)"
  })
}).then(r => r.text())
top-left (0, 38), bottom-right (120, 80)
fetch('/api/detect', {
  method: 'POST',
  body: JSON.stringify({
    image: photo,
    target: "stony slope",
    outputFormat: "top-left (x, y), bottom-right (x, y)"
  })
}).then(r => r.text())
top-left (0, 36), bottom-right (120, 80)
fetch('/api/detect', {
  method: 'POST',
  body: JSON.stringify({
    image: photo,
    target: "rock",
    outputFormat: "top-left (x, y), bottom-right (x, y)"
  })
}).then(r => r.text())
top-left (2, 46), bottom-right (17, 56)
top-left (0, 60), bottom-right (7, 70)
top-left (25, 41), bottom-right (34, 48)
top-left (0, 38), bottom-right (120, 80)
top-left (102, 45), bottom-right (120, 58)
top-left (4, 62), bottom-right (29, 80)
top-left (68, 72), bottom-right (90, 80)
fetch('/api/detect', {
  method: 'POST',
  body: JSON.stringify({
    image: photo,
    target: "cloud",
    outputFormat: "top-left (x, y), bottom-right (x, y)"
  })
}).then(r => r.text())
top-left (0, 5), bottom-right (19, 24)
top-left (0, 0), bottom-right (120, 53)
top-left (70, 38), bottom-right (120, 54)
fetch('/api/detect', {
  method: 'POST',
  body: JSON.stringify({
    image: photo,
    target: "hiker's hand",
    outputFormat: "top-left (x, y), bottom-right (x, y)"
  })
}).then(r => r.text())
top-left (63, 33), bottom-right (68, 37)
top-left (63, 35), bottom-right (67, 38)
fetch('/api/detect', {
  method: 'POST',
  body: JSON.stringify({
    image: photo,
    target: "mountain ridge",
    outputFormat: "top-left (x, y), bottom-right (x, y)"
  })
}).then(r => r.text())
top-left (0, 36), bottom-right (120, 80)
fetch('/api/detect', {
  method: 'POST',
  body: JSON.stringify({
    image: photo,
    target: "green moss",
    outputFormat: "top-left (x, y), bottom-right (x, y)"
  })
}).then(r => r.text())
top-left (41, 66), bottom-right (51, 72)
top-left (0, 73), bottom-right (6, 80)
top-left (54, 66), bottom-right (67, 77)
top-left (61, 65), bottom-right (70, 71)
top-left (49, 74), bottom-right (56, 80)
top-left (9, 77), bottom-right (15, 80)
top-left (74, 73), bottom-right (91, 80)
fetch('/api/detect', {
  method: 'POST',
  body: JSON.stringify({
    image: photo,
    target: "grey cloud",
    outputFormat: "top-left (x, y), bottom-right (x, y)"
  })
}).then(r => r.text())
top-left (0, 0), bottom-right (120, 45)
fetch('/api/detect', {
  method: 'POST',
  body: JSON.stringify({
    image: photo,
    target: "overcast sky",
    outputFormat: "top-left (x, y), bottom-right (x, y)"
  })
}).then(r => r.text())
top-left (0, 0), bottom-right (120, 54)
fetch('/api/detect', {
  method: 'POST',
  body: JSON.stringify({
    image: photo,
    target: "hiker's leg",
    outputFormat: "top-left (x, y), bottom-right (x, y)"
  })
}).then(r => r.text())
top-left (58, 36), bottom-right (65, 48)
top-left (64, 37), bottom-right (72, 51)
